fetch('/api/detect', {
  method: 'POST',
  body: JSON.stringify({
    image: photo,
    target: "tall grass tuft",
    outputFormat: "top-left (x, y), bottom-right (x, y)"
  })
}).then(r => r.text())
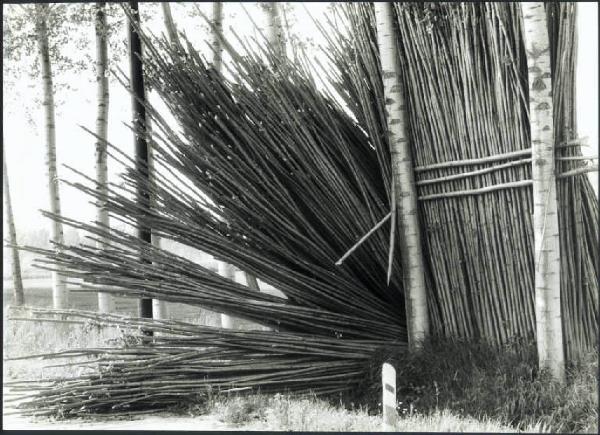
top-left (355, 338), bottom-right (597, 434)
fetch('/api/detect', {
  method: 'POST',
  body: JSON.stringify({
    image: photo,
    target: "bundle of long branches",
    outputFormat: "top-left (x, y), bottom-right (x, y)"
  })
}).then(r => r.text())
top-left (25, 21), bottom-right (413, 340)
top-left (7, 10), bottom-right (410, 416)
top-left (327, 2), bottom-right (598, 360)
top-left (5, 308), bottom-right (400, 416)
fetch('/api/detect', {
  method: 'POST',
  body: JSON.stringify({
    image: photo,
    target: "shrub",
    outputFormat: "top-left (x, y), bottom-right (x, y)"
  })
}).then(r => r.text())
top-left (210, 393), bottom-right (269, 425)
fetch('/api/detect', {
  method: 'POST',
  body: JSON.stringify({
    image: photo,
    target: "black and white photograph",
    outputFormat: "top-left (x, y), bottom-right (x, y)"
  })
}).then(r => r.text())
top-left (2, 1), bottom-right (598, 432)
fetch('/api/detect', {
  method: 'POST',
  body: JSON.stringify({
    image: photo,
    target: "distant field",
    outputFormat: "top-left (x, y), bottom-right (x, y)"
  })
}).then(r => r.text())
top-left (2, 277), bottom-right (275, 329)
top-left (2, 277), bottom-right (221, 325)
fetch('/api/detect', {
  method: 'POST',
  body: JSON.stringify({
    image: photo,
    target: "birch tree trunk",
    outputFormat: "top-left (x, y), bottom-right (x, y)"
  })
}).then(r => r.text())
top-left (3, 145), bottom-right (24, 306)
top-left (521, 2), bottom-right (565, 382)
top-left (211, 2), bottom-right (223, 72)
top-left (219, 262), bottom-right (236, 329)
top-left (161, 2), bottom-right (178, 44)
top-left (95, 1), bottom-right (114, 313)
top-left (35, 3), bottom-right (68, 309)
top-left (374, 2), bottom-right (429, 350)
top-left (263, 2), bottom-right (286, 59)
top-left (210, 2), bottom-right (235, 329)
top-left (146, 116), bottom-right (168, 319)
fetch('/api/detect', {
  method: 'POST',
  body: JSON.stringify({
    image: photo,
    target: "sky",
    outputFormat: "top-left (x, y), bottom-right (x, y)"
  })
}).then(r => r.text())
top-left (2, 2), bottom-right (599, 237)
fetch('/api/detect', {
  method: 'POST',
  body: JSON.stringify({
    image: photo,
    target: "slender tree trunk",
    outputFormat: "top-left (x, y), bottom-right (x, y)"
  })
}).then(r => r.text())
top-left (146, 115), bottom-right (168, 319)
top-left (219, 262), bottom-right (236, 329)
top-left (210, 1), bottom-right (235, 329)
top-left (374, 2), bottom-right (429, 350)
top-left (263, 2), bottom-right (286, 58)
top-left (35, 3), bottom-right (68, 309)
top-left (128, 0), bottom-right (153, 324)
top-left (210, 2), bottom-right (264, 328)
top-left (161, 2), bottom-right (178, 45)
top-left (211, 2), bottom-right (223, 72)
top-left (94, 1), bottom-right (114, 313)
top-left (521, 2), bottom-right (565, 382)
top-left (3, 146), bottom-right (25, 306)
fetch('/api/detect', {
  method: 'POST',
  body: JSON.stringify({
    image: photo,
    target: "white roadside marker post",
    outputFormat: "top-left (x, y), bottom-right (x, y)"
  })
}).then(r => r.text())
top-left (382, 362), bottom-right (397, 431)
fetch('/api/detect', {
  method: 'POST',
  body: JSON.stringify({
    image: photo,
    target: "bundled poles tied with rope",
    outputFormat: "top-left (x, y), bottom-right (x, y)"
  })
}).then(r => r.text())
top-left (327, 2), bottom-right (597, 360)
top-left (373, 2), bottom-right (429, 350)
top-left (5, 2), bottom-right (598, 417)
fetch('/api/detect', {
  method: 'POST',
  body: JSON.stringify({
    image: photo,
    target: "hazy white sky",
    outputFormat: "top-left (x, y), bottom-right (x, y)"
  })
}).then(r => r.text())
top-left (2, 2), bottom-right (598, 235)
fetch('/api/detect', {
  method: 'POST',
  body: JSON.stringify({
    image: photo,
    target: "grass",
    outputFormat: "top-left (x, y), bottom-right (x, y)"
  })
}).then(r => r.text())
top-left (184, 338), bottom-right (597, 432)
top-left (3, 309), bottom-right (597, 432)
top-left (355, 338), bottom-right (598, 434)
top-left (3, 307), bottom-right (121, 381)
top-left (199, 393), bottom-right (545, 432)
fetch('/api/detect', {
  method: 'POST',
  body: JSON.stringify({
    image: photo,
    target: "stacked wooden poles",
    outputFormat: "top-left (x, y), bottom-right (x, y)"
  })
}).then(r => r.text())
top-left (127, 0), bottom-right (152, 323)
top-left (150, 2), bottom-right (184, 320)
top-left (547, 2), bottom-right (598, 364)
top-left (95, 1), bottom-right (114, 313)
top-left (6, 308), bottom-right (405, 417)
top-left (10, 3), bottom-right (598, 417)
top-left (373, 2), bottom-right (429, 349)
top-left (521, 2), bottom-right (564, 381)
top-left (3, 145), bottom-right (24, 306)
top-left (22, 18), bottom-right (407, 341)
top-left (34, 3), bottom-right (68, 309)
top-left (394, 3), bottom-right (534, 345)
top-left (329, 3), bottom-right (598, 360)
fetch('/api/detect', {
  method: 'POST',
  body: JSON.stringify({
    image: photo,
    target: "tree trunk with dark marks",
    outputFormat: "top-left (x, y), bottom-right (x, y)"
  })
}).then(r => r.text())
top-left (35, 3), bottom-right (69, 309)
top-left (211, 2), bottom-right (224, 72)
top-left (3, 145), bottom-right (25, 306)
top-left (263, 2), bottom-right (286, 59)
top-left (374, 2), bottom-right (429, 350)
top-left (95, 1), bottom-right (114, 313)
top-left (521, 1), bottom-right (565, 382)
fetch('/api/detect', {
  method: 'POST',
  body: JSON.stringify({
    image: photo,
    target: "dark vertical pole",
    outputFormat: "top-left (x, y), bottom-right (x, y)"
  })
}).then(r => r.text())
top-left (128, 0), bottom-right (153, 326)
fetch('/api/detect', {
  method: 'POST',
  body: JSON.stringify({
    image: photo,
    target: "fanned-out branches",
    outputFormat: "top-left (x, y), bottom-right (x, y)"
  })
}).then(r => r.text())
top-left (329, 2), bottom-right (598, 359)
top-left (21, 19), bottom-right (411, 339)
top-left (6, 8), bottom-right (409, 417)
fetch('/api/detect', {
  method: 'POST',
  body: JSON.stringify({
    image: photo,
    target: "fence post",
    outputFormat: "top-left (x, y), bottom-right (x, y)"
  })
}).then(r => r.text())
top-left (382, 362), bottom-right (397, 431)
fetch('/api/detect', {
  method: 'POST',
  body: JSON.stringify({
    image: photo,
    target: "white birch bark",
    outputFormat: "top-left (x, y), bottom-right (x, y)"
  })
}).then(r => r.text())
top-left (35, 3), bottom-right (68, 309)
top-left (210, 1), bottom-right (235, 329)
top-left (374, 2), bottom-right (429, 350)
top-left (219, 261), bottom-right (236, 329)
top-left (263, 2), bottom-right (286, 59)
top-left (211, 2), bottom-right (224, 72)
top-left (147, 116), bottom-right (168, 320)
top-left (94, 2), bottom-right (114, 313)
top-left (521, 2), bottom-right (565, 382)
top-left (161, 2), bottom-right (178, 44)
top-left (3, 145), bottom-right (25, 306)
